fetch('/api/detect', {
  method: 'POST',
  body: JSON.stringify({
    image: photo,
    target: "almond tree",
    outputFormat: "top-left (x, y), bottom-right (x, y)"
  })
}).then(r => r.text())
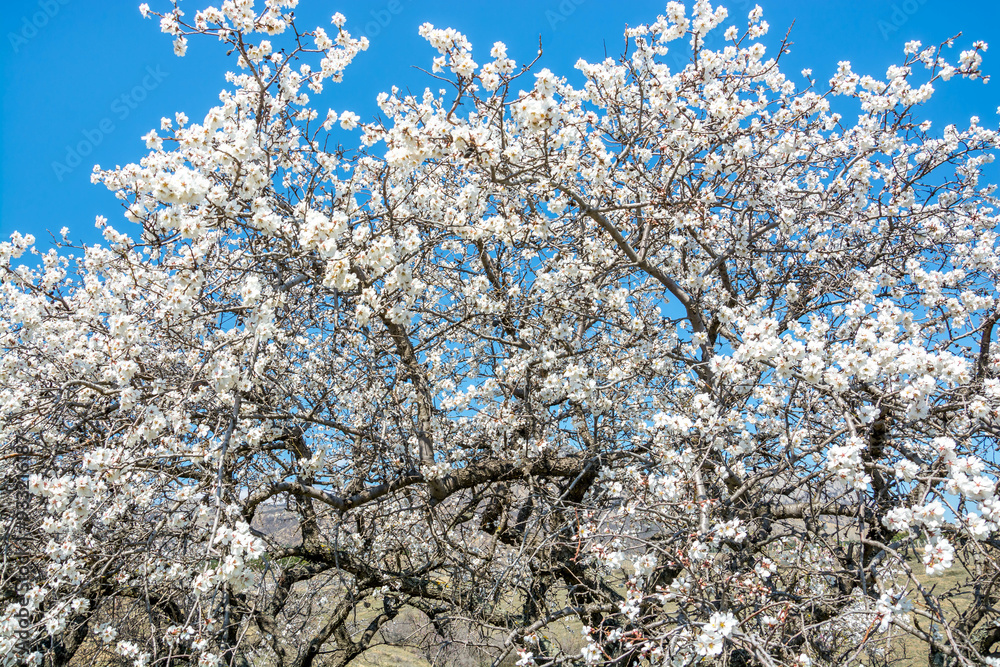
top-left (2, 2), bottom-right (1000, 666)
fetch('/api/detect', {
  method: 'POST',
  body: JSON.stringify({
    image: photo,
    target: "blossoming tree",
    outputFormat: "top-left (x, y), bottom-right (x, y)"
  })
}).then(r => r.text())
top-left (2, 1), bottom-right (999, 666)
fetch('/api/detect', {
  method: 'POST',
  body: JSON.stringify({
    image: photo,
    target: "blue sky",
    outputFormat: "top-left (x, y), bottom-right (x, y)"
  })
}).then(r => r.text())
top-left (2, 0), bottom-right (998, 249)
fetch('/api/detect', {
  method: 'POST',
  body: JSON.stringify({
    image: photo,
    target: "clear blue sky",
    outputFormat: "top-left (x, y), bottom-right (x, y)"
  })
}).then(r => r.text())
top-left (2, 0), bottom-right (998, 248)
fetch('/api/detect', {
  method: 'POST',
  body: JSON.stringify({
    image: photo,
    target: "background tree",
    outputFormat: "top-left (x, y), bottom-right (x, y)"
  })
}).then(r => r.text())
top-left (1, 2), bottom-right (999, 666)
